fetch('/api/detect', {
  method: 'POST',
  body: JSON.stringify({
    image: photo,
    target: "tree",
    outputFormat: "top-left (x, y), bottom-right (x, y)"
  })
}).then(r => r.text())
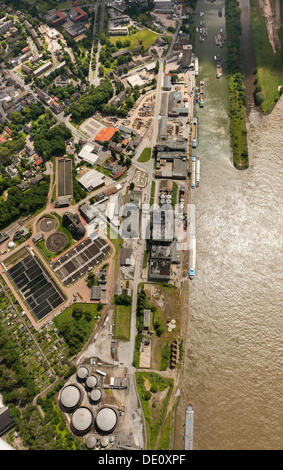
top-left (72, 306), bottom-right (83, 320)
top-left (143, 390), bottom-right (151, 401)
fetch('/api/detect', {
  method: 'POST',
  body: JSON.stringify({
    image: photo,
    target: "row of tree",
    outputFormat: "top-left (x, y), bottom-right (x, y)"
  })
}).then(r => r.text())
top-left (225, 0), bottom-right (249, 169)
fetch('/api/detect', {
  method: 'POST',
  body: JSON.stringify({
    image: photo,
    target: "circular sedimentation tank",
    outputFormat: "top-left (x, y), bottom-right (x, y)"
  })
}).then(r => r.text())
top-left (90, 388), bottom-right (102, 404)
top-left (77, 365), bottom-right (89, 381)
top-left (60, 384), bottom-right (81, 412)
top-left (71, 407), bottom-right (93, 435)
top-left (96, 407), bottom-right (118, 434)
top-left (86, 375), bottom-right (98, 390)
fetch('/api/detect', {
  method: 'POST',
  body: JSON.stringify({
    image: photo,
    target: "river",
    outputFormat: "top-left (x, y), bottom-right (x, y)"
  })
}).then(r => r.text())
top-left (175, 0), bottom-right (283, 449)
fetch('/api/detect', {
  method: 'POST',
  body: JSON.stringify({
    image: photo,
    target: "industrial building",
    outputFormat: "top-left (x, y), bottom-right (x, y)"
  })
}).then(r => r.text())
top-left (78, 143), bottom-right (100, 165)
top-left (182, 44), bottom-right (193, 68)
top-left (78, 169), bottom-right (105, 192)
top-left (95, 127), bottom-right (118, 144)
top-left (168, 91), bottom-right (189, 117)
top-left (127, 74), bottom-right (146, 88)
top-left (153, 0), bottom-right (174, 13)
top-left (163, 74), bottom-right (172, 91)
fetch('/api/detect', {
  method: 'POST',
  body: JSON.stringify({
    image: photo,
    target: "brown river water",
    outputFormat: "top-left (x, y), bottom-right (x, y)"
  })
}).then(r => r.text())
top-left (175, 0), bottom-right (283, 449)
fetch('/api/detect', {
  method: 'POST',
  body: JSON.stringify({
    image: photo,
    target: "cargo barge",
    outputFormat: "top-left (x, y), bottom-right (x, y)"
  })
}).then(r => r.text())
top-left (196, 156), bottom-right (200, 187)
top-left (185, 403), bottom-right (194, 450)
top-left (191, 155), bottom-right (196, 188)
top-left (192, 117), bottom-right (198, 148)
top-left (216, 62), bottom-right (222, 78)
top-left (189, 238), bottom-right (196, 279)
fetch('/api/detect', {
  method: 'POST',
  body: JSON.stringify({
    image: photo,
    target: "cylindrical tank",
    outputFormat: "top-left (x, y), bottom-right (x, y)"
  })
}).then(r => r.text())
top-left (59, 384), bottom-right (82, 412)
top-left (89, 387), bottom-right (102, 405)
top-left (71, 407), bottom-right (93, 436)
top-left (100, 437), bottom-right (109, 448)
top-left (85, 375), bottom-right (98, 390)
top-left (95, 407), bottom-right (118, 434)
top-left (85, 434), bottom-right (97, 449)
top-left (77, 365), bottom-right (89, 382)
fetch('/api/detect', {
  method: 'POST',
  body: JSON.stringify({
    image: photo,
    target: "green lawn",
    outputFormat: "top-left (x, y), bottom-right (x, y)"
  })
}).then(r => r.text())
top-left (250, 0), bottom-right (283, 112)
top-left (54, 303), bottom-right (99, 330)
top-left (143, 250), bottom-right (149, 269)
top-left (109, 29), bottom-right (159, 51)
top-left (172, 182), bottom-right (178, 207)
top-left (138, 148), bottom-right (152, 163)
top-left (114, 304), bottom-right (132, 341)
top-left (150, 181), bottom-right (155, 207)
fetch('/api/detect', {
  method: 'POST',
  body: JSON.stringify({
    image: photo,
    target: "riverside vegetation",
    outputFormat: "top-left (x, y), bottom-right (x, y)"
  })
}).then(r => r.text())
top-left (250, 0), bottom-right (283, 112)
top-left (225, 0), bottom-right (249, 169)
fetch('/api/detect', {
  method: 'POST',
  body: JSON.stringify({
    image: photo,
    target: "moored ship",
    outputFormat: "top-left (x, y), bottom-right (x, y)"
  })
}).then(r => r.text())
top-left (189, 239), bottom-right (196, 279)
top-left (196, 156), bottom-right (200, 187)
top-left (216, 62), bottom-right (222, 78)
top-left (191, 155), bottom-right (196, 188)
top-left (192, 117), bottom-right (198, 148)
top-left (185, 403), bottom-right (194, 450)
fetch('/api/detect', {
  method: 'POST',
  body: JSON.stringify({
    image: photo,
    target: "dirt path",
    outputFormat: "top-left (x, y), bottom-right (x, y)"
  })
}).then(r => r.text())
top-left (262, 0), bottom-right (282, 53)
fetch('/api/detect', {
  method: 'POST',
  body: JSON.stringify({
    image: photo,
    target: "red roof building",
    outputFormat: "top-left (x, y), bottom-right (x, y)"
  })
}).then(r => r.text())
top-left (70, 7), bottom-right (88, 22)
top-left (122, 138), bottom-right (129, 147)
top-left (34, 158), bottom-right (43, 166)
top-left (113, 167), bottom-right (127, 180)
top-left (95, 127), bottom-right (118, 144)
top-left (51, 11), bottom-right (66, 27)
top-left (4, 126), bottom-right (12, 137)
top-left (0, 136), bottom-right (6, 143)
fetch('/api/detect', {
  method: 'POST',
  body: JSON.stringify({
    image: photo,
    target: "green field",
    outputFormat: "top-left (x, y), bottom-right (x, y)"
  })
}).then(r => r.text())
top-left (54, 303), bottom-right (99, 329)
top-left (37, 0), bottom-right (69, 13)
top-left (138, 148), bottom-right (152, 163)
top-left (109, 29), bottom-right (159, 51)
top-left (54, 303), bottom-right (101, 356)
top-left (136, 372), bottom-right (173, 449)
top-left (114, 304), bottom-right (131, 341)
top-left (250, 0), bottom-right (283, 112)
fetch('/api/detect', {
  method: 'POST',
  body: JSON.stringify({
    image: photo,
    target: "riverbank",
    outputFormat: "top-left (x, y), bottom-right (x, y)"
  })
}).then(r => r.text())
top-left (250, 0), bottom-right (283, 112)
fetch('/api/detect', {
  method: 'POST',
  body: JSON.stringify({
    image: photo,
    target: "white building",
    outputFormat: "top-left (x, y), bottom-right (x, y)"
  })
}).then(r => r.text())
top-left (127, 74), bottom-right (145, 88)
top-left (78, 143), bottom-right (101, 165)
top-left (78, 169), bottom-right (105, 192)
